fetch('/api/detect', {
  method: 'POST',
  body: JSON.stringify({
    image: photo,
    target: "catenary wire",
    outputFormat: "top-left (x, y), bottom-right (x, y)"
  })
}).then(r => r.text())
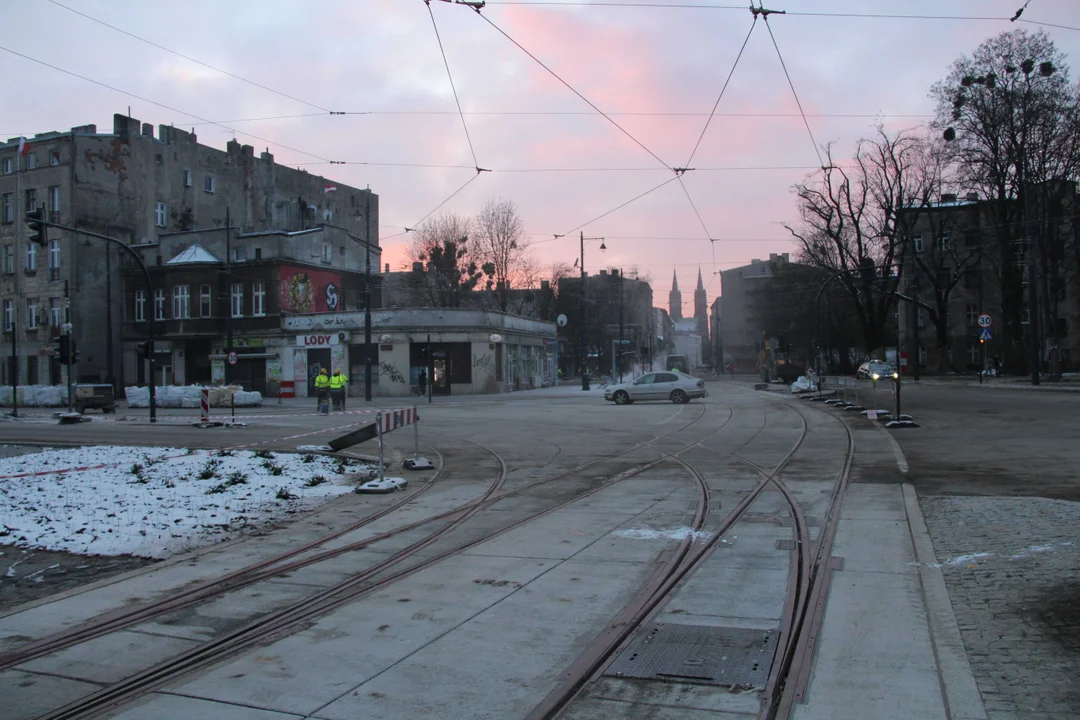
top-left (685, 16), bottom-right (756, 167)
top-left (761, 12), bottom-right (824, 168)
top-left (677, 175), bottom-right (713, 239)
top-left (557, 175), bottom-right (681, 236)
top-left (483, 2), bottom-right (1014, 22)
top-left (0, 44), bottom-right (331, 163)
top-left (427, 1), bottom-right (482, 169)
top-left (1017, 19), bottom-right (1080, 32)
top-left (468, 8), bottom-right (673, 171)
top-left (382, 172), bottom-right (484, 241)
top-left (44, 0), bottom-right (333, 113)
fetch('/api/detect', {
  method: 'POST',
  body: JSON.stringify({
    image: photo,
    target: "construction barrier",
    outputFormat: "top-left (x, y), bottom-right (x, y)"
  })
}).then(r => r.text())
top-left (200, 388), bottom-right (210, 423)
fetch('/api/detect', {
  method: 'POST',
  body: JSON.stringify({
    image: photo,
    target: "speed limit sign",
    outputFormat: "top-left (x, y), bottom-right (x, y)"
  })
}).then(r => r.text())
top-left (977, 314), bottom-right (993, 329)
top-left (227, 351), bottom-right (238, 365)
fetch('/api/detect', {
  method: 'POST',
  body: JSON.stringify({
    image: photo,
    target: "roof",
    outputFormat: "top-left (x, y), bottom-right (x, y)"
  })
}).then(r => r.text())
top-left (166, 243), bottom-right (221, 265)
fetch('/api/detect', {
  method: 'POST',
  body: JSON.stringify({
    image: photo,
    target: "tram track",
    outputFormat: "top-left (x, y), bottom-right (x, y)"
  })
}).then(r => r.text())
top-left (526, 395), bottom-right (857, 720)
top-left (11, 401), bottom-right (730, 718)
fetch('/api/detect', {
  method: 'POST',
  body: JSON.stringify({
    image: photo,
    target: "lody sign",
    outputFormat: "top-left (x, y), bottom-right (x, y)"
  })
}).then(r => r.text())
top-left (296, 332), bottom-right (350, 347)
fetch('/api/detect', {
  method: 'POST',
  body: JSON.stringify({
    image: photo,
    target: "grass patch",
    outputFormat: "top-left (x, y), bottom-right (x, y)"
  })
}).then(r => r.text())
top-left (254, 449), bottom-right (275, 459)
top-left (197, 459), bottom-right (221, 480)
top-left (275, 486), bottom-right (298, 501)
top-left (304, 475), bottom-right (328, 487)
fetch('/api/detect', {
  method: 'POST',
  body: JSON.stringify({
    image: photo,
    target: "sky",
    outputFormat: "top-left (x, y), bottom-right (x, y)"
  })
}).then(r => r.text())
top-left (2, 0), bottom-right (1079, 317)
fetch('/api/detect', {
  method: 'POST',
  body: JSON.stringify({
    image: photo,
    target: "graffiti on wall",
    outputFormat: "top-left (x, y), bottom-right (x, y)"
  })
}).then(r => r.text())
top-left (280, 266), bottom-right (343, 313)
top-left (379, 361), bottom-right (406, 384)
top-left (473, 354), bottom-right (495, 373)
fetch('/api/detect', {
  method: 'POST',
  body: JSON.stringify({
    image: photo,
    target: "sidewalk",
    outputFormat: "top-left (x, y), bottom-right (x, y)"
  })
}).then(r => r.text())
top-left (794, 482), bottom-right (986, 720)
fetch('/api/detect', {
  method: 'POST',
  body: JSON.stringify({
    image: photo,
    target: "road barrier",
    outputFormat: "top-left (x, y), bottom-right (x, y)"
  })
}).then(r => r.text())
top-left (200, 389), bottom-right (210, 423)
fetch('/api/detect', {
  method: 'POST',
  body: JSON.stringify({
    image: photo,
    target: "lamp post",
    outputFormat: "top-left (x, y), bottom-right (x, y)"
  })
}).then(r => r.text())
top-left (578, 232), bottom-right (606, 390)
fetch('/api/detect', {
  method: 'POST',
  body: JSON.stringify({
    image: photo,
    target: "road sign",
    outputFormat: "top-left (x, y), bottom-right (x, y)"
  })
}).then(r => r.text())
top-left (977, 313), bottom-right (993, 328)
top-left (227, 351), bottom-right (238, 366)
top-left (979, 327), bottom-right (992, 341)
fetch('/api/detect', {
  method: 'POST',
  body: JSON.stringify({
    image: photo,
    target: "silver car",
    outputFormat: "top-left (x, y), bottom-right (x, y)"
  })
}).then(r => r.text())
top-left (604, 371), bottom-right (707, 405)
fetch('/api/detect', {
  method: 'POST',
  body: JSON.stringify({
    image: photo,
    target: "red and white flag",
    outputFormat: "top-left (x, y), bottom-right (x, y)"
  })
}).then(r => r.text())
top-left (17, 137), bottom-right (29, 156)
top-left (324, 184), bottom-right (338, 194)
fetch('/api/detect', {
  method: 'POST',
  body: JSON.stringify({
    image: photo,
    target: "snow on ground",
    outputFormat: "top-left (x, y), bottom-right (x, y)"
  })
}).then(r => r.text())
top-left (0, 446), bottom-right (375, 559)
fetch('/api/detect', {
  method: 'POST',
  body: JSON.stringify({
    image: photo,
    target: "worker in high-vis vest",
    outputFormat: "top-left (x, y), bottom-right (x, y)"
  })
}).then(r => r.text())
top-left (314, 368), bottom-right (330, 408)
top-left (329, 368), bottom-right (347, 411)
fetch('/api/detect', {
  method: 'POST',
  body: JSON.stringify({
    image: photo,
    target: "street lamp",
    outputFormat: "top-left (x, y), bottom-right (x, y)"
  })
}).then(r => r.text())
top-left (577, 232), bottom-right (606, 390)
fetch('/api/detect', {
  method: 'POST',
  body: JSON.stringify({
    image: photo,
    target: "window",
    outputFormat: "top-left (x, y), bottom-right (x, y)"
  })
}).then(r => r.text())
top-left (1, 244), bottom-right (12, 273)
top-left (252, 281), bottom-right (266, 316)
top-left (155, 202), bottom-right (167, 228)
top-left (912, 235), bottom-right (924, 253)
top-left (50, 298), bottom-right (63, 327)
top-left (49, 186), bottom-right (60, 213)
top-left (50, 151), bottom-right (60, 166)
top-left (231, 283), bottom-right (244, 317)
top-left (1, 193), bottom-right (12, 223)
top-left (254, 247), bottom-right (262, 260)
top-left (183, 169), bottom-right (192, 187)
top-left (154, 288), bottom-right (166, 320)
top-left (232, 246), bottom-right (247, 262)
top-left (936, 233), bottom-right (951, 252)
top-left (2, 158), bottom-right (11, 174)
top-left (48, 239), bottom-right (61, 281)
top-left (154, 153), bottom-right (163, 165)
top-left (963, 268), bottom-right (979, 289)
top-left (135, 289), bottom-right (146, 322)
top-left (200, 285), bottom-right (212, 317)
top-left (1020, 307), bottom-right (1030, 325)
top-left (25, 152), bottom-right (36, 169)
top-left (203, 174), bottom-right (215, 193)
top-left (172, 285), bottom-right (190, 319)
top-left (25, 188), bottom-right (36, 213)
top-left (25, 242), bottom-right (36, 272)
top-left (26, 299), bottom-right (37, 329)
top-left (965, 304), bottom-right (979, 328)
top-left (321, 244), bottom-right (331, 262)
top-left (3, 299), bottom-right (12, 331)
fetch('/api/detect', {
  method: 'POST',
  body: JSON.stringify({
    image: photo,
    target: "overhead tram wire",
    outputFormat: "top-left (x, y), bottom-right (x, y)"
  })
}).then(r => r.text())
top-left (45, 0), bottom-right (335, 114)
top-left (426, 0), bottom-right (484, 171)
top-left (484, 2), bottom-right (1014, 22)
top-left (458, 4), bottom-right (674, 172)
top-left (555, 175), bottom-right (681, 238)
top-left (0, 45), bottom-right (332, 163)
top-left (381, 172), bottom-right (485, 242)
top-left (178, 111), bottom-right (935, 124)
top-left (758, 6), bottom-right (825, 169)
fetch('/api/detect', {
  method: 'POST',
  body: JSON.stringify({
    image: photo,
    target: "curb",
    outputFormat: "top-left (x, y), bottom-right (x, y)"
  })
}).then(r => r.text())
top-left (902, 483), bottom-right (987, 720)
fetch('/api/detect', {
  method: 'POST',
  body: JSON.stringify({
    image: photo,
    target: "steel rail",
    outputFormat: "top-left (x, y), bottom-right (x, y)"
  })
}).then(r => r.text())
top-left (32, 403), bottom-right (730, 719)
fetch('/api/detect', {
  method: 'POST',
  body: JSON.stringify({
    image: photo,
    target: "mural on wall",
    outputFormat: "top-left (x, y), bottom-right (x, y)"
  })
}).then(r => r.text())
top-left (280, 266), bottom-right (343, 314)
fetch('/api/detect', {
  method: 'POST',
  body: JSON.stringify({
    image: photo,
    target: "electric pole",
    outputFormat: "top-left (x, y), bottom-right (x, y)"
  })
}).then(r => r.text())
top-left (224, 207), bottom-right (233, 386)
top-left (364, 189), bottom-right (373, 402)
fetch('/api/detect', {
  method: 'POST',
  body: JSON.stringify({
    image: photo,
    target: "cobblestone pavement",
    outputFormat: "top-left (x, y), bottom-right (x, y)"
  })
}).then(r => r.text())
top-left (921, 496), bottom-right (1080, 720)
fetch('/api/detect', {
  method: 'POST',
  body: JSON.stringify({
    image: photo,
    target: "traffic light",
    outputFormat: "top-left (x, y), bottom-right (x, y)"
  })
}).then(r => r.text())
top-left (137, 340), bottom-right (153, 359)
top-left (26, 205), bottom-right (48, 247)
top-left (58, 334), bottom-right (71, 364)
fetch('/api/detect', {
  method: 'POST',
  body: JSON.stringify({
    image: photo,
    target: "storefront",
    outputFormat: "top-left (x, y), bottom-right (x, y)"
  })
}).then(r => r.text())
top-left (281, 308), bottom-right (557, 397)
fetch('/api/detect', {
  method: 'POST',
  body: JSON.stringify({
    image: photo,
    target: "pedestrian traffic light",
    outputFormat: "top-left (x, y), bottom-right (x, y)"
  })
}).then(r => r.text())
top-left (137, 340), bottom-right (153, 359)
top-left (58, 334), bottom-right (71, 364)
top-left (26, 206), bottom-right (48, 247)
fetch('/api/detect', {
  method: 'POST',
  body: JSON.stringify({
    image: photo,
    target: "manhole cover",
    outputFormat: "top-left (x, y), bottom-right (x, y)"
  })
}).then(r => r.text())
top-left (606, 623), bottom-right (779, 687)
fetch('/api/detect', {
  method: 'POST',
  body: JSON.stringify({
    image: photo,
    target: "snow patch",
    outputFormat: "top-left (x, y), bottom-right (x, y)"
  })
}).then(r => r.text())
top-left (944, 552), bottom-right (993, 566)
top-left (0, 446), bottom-right (374, 559)
top-left (612, 527), bottom-right (712, 542)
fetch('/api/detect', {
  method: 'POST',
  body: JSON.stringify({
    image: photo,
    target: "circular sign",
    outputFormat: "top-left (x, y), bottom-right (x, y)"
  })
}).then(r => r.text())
top-left (227, 351), bottom-right (238, 366)
top-left (977, 314), bottom-right (993, 328)
top-left (557, 314), bottom-right (568, 327)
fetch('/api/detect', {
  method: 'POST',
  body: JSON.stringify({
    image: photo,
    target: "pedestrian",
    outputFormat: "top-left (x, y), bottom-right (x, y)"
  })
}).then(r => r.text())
top-left (314, 368), bottom-right (330, 410)
top-left (329, 368), bottom-right (347, 410)
top-left (418, 369), bottom-right (427, 397)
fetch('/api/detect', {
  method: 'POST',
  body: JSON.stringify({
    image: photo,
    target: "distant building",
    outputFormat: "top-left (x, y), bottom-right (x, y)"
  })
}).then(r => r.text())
top-left (719, 253), bottom-right (807, 373)
top-left (667, 269), bottom-right (709, 367)
top-left (557, 268), bottom-right (653, 378)
top-left (1, 112), bottom-right (376, 391)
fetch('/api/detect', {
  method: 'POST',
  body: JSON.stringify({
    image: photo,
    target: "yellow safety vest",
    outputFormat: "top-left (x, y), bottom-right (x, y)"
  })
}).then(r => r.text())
top-left (329, 374), bottom-right (347, 390)
top-left (314, 374), bottom-right (330, 389)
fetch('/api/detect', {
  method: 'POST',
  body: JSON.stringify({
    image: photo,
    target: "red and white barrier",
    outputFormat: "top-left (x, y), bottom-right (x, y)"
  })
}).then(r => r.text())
top-left (378, 407), bottom-right (418, 433)
top-left (200, 389), bottom-right (210, 423)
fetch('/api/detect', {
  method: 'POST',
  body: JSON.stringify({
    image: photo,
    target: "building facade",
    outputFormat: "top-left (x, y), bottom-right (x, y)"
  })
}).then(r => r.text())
top-left (2, 112), bottom-right (375, 391)
top-left (718, 253), bottom-right (800, 373)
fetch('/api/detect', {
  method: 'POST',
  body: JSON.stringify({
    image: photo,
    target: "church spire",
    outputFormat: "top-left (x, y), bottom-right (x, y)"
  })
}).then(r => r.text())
top-left (696, 267), bottom-right (704, 291)
top-left (669, 270), bottom-right (683, 321)
top-left (672, 269), bottom-right (680, 292)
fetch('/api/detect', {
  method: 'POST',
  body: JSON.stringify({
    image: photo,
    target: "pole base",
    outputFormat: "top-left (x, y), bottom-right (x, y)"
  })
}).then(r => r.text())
top-left (403, 457), bottom-right (434, 471)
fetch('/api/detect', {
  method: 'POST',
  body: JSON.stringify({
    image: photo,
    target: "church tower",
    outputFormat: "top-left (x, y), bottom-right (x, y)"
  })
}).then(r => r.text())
top-left (669, 270), bottom-right (682, 321)
top-left (694, 268), bottom-right (708, 335)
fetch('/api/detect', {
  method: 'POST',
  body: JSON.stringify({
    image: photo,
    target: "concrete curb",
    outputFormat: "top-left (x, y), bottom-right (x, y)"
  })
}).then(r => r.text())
top-left (902, 484), bottom-right (987, 720)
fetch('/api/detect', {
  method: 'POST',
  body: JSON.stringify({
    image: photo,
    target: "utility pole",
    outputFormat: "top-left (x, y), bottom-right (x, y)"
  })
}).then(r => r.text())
top-left (9, 143), bottom-right (23, 417)
top-left (1022, 147), bottom-right (1040, 385)
top-left (579, 231), bottom-right (588, 390)
top-left (364, 189), bottom-right (373, 402)
top-left (224, 207), bottom-right (233, 386)
top-left (618, 268), bottom-right (624, 383)
top-left (912, 261), bottom-right (921, 381)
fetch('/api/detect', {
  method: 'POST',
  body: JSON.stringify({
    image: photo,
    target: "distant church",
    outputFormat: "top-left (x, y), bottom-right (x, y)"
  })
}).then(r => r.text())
top-left (668, 269), bottom-right (710, 367)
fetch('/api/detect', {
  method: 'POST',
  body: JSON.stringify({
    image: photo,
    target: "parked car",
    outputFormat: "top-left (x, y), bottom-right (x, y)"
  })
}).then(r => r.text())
top-left (856, 361), bottom-right (895, 380)
top-left (604, 371), bottom-right (707, 405)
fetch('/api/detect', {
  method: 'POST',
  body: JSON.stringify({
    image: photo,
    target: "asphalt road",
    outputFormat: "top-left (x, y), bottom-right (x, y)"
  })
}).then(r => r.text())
top-left (884, 382), bottom-right (1080, 501)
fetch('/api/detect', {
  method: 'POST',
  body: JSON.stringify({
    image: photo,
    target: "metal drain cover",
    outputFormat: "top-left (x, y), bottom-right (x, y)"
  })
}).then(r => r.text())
top-left (606, 623), bottom-right (779, 687)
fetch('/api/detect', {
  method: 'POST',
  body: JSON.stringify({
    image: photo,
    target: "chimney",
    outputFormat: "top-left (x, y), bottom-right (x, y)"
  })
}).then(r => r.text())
top-left (966, 192), bottom-right (978, 201)
top-left (141, 123), bottom-right (154, 138)
top-left (540, 280), bottom-right (550, 291)
top-left (599, 269), bottom-right (607, 276)
top-left (611, 268), bottom-right (619, 278)
top-left (384, 263), bottom-right (390, 273)
top-left (941, 193), bottom-right (958, 203)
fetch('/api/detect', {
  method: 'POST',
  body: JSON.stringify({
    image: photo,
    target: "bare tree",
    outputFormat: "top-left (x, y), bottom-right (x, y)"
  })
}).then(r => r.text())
top-left (405, 213), bottom-right (482, 308)
top-left (473, 199), bottom-right (533, 313)
top-left (786, 126), bottom-right (933, 358)
top-left (931, 29), bottom-right (1080, 373)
